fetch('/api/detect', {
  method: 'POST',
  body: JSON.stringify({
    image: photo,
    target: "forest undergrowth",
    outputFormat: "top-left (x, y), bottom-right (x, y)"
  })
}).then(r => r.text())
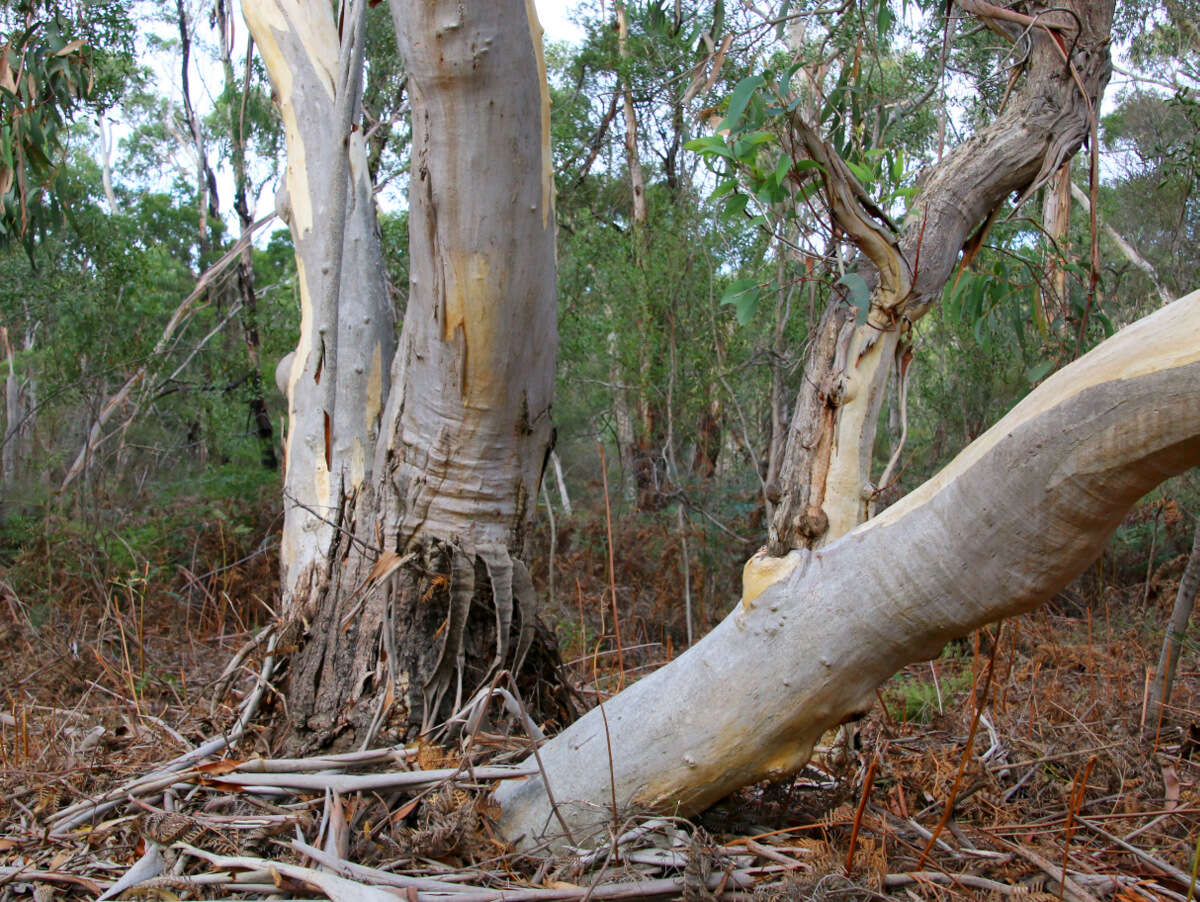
top-left (2, 486), bottom-right (1200, 901)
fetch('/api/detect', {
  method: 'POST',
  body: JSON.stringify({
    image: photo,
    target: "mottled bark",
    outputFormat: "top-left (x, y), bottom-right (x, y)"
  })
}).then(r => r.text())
top-left (498, 291), bottom-right (1200, 848)
top-left (768, 0), bottom-right (1115, 554)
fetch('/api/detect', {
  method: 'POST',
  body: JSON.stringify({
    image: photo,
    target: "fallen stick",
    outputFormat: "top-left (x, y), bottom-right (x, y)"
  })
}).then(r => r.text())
top-left (884, 871), bottom-right (1024, 895)
top-left (202, 764), bottom-right (538, 793)
top-left (1006, 842), bottom-right (1102, 902)
top-left (0, 867), bottom-right (105, 894)
top-left (50, 637), bottom-right (278, 832)
top-left (1076, 816), bottom-right (1196, 889)
top-left (226, 746), bottom-right (417, 773)
top-left (188, 844), bottom-right (754, 901)
top-left (293, 840), bottom-right (494, 893)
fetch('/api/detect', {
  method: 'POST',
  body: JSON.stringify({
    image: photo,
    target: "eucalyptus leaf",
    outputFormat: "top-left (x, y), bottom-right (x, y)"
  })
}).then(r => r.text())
top-left (718, 74), bottom-right (765, 133)
top-left (720, 278), bottom-right (761, 325)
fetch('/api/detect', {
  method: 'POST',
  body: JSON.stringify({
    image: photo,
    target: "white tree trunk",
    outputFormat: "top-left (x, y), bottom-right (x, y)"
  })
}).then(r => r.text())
top-left (243, 0), bottom-right (395, 612)
top-left (381, 0), bottom-right (556, 551)
top-left (496, 290), bottom-right (1200, 848)
top-left (246, 0), bottom-right (562, 747)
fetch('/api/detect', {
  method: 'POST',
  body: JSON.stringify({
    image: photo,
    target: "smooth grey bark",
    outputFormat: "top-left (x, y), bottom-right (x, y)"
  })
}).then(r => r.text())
top-left (97, 116), bottom-right (119, 214)
top-left (381, 0), bottom-right (556, 552)
top-left (243, 0), bottom-right (394, 612)
top-left (496, 291), bottom-right (1200, 848)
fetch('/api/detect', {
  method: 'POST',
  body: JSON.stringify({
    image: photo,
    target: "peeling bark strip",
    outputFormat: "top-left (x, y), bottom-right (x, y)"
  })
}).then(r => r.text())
top-left (768, 0), bottom-right (1115, 553)
top-left (496, 291), bottom-right (1200, 848)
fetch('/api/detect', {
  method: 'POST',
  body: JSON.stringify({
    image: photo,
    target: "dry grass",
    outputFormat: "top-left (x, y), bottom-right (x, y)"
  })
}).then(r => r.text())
top-left (2, 492), bottom-right (1199, 900)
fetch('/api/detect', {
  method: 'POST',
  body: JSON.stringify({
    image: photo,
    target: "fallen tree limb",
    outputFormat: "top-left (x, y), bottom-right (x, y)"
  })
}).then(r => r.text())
top-left (496, 291), bottom-right (1200, 848)
top-left (185, 844), bottom-right (755, 901)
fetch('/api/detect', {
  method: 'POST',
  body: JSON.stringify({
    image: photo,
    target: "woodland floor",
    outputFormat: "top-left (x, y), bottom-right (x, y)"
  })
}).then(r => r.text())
top-left (2, 493), bottom-right (1200, 900)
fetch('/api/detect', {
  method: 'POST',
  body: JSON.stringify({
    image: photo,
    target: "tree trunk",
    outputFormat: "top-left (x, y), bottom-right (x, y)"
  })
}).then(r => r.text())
top-left (768, 0), bottom-right (1115, 554)
top-left (97, 115), bottom-right (119, 214)
top-left (1148, 513), bottom-right (1200, 724)
top-left (175, 0), bottom-right (220, 258)
top-left (496, 290), bottom-right (1200, 847)
top-left (616, 0), bottom-right (647, 227)
top-left (1, 325), bottom-right (33, 490)
top-left (217, 0), bottom-right (277, 471)
top-left (1042, 160), bottom-right (1073, 328)
top-left (243, 0), bottom-right (395, 612)
top-left (611, 2), bottom-right (649, 508)
top-left (244, 0), bottom-right (564, 750)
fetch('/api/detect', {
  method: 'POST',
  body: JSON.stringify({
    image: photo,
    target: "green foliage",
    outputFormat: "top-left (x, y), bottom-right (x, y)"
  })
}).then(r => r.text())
top-left (884, 658), bottom-right (972, 723)
top-left (0, 1), bottom-right (135, 252)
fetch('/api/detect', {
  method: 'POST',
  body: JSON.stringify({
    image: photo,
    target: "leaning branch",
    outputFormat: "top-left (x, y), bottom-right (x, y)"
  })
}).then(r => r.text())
top-left (782, 110), bottom-right (910, 306)
top-left (497, 291), bottom-right (1200, 849)
top-left (58, 214), bottom-right (275, 492)
top-left (1068, 181), bottom-right (1172, 305)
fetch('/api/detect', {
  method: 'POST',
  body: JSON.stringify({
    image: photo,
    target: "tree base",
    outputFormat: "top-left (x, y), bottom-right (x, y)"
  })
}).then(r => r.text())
top-left (274, 529), bottom-right (576, 755)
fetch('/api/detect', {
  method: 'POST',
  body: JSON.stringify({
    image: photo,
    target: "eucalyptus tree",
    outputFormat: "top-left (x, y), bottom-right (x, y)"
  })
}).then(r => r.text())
top-left (494, 0), bottom-right (1200, 845)
top-left (240, 0), bottom-right (1200, 850)
top-left (242, 0), bottom-right (562, 749)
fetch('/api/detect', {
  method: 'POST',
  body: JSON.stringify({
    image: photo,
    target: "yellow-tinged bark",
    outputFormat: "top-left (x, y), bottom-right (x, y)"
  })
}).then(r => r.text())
top-left (241, 1), bottom-right (337, 235)
top-left (821, 326), bottom-right (899, 540)
top-left (366, 344), bottom-right (383, 429)
top-left (740, 548), bottom-right (804, 610)
top-left (244, 0), bottom-right (394, 612)
top-left (444, 251), bottom-right (508, 406)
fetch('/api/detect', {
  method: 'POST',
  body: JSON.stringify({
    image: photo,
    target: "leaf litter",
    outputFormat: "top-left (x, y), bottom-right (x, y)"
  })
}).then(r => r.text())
top-left (3, 513), bottom-right (1200, 900)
